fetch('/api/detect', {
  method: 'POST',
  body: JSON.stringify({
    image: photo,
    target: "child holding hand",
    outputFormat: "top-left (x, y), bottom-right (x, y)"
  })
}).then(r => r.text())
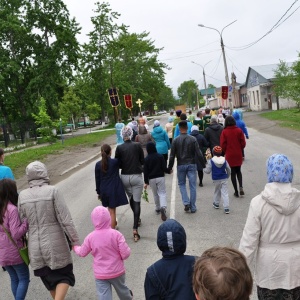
top-left (73, 206), bottom-right (132, 300)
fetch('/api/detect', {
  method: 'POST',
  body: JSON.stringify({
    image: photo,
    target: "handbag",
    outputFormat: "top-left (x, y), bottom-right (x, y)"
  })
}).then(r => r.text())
top-left (1, 224), bottom-right (30, 266)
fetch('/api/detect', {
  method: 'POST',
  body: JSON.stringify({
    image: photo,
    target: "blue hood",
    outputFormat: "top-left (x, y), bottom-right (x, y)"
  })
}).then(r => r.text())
top-left (157, 219), bottom-right (186, 257)
top-left (233, 111), bottom-right (240, 121)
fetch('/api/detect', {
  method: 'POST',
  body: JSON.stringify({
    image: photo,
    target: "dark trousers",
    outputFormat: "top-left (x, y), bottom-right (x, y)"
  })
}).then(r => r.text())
top-left (230, 166), bottom-right (243, 194)
top-left (257, 285), bottom-right (300, 300)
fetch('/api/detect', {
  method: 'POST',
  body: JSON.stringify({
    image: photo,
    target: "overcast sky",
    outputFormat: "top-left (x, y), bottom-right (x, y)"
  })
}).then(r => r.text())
top-left (64, 0), bottom-right (300, 94)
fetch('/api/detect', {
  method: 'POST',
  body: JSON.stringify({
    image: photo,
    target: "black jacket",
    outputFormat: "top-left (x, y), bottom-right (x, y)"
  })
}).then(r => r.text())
top-left (144, 219), bottom-right (196, 300)
top-left (204, 122), bottom-right (223, 151)
top-left (168, 133), bottom-right (205, 169)
top-left (115, 140), bottom-right (144, 174)
top-left (144, 142), bottom-right (168, 184)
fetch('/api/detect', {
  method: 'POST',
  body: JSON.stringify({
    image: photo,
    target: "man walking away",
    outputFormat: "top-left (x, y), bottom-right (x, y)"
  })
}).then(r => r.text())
top-left (167, 121), bottom-right (205, 213)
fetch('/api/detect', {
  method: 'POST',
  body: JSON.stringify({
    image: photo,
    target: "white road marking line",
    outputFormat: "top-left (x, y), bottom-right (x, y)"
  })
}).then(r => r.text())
top-left (170, 161), bottom-right (177, 219)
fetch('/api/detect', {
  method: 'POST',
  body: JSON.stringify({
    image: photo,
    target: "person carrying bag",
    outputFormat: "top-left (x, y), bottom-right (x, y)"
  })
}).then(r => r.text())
top-left (1, 225), bottom-right (29, 265)
top-left (0, 178), bottom-right (30, 300)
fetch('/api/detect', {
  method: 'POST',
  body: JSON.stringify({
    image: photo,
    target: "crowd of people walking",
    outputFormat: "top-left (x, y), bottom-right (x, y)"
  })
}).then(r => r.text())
top-left (1, 106), bottom-right (300, 300)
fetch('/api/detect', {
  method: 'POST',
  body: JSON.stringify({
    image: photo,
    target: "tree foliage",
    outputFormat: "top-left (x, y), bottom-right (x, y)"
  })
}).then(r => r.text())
top-left (59, 88), bottom-right (82, 128)
top-left (274, 58), bottom-right (300, 109)
top-left (0, 0), bottom-right (175, 142)
top-left (177, 80), bottom-right (199, 108)
top-left (32, 97), bottom-right (56, 142)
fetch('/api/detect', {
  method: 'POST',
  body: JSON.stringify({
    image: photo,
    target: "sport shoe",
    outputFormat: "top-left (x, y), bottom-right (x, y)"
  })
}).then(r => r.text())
top-left (213, 202), bottom-right (219, 209)
top-left (234, 192), bottom-right (239, 198)
top-left (155, 209), bottom-right (160, 215)
top-left (160, 207), bottom-right (167, 221)
top-left (184, 204), bottom-right (190, 212)
top-left (199, 183), bottom-right (203, 187)
top-left (224, 208), bottom-right (230, 214)
top-left (240, 188), bottom-right (245, 196)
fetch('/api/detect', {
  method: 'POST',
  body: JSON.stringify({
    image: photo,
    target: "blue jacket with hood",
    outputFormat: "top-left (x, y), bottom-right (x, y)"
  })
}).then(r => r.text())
top-left (233, 111), bottom-right (249, 138)
top-left (144, 219), bottom-right (196, 300)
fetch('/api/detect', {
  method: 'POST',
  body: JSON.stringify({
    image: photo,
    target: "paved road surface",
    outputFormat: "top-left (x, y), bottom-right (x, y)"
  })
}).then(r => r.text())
top-left (1, 113), bottom-right (300, 300)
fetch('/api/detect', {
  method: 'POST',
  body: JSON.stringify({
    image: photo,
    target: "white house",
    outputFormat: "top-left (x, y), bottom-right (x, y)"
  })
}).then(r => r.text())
top-left (245, 63), bottom-right (296, 111)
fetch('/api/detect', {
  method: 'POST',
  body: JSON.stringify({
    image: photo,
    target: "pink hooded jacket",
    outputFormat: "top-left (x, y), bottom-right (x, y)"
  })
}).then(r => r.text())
top-left (0, 203), bottom-right (28, 266)
top-left (73, 206), bottom-right (131, 279)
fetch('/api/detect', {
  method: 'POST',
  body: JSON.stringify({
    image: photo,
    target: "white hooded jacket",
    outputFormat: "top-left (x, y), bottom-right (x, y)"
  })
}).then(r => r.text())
top-left (239, 182), bottom-right (300, 289)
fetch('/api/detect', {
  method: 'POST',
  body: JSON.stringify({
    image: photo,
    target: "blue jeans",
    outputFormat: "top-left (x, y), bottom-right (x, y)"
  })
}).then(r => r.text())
top-left (5, 263), bottom-right (30, 300)
top-left (177, 164), bottom-right (197, 211)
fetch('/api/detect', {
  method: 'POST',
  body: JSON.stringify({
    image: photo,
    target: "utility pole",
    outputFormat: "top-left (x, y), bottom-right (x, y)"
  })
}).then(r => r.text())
top-left (191, 60), bottom-right (212, 107)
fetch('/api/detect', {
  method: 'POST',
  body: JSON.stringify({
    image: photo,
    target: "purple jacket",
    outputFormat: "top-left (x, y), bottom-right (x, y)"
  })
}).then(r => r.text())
top-left (0, 203), bottom-right (28, 266)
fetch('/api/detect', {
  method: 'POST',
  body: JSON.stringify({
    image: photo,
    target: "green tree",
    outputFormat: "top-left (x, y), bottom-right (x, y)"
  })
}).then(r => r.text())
top-left (158, 86), bottom-right (176, 111)
top-left (32, 97), bottom-right (56, 143)
top-left (177, 80), bottom-right (199, 108)
top-left (86, 102), bottom-right (101, 121)
top-left (82, 2), bottom-right (126, 122)
top-left (25, 0), bottom-right (81, 117)
top-left (59, 88), bottom-right (82, 129)
top-left (0, 0), bottom-right (81, 134)
top-left (208, 83), bottom-right (216, 88)
top-left (273, 59), bottom-right (300, 109)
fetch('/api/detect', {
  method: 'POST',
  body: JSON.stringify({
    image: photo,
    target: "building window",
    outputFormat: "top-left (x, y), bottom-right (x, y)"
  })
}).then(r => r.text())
top-left (253, 91), bottom-right (256, 105)
top-left (256, 90), bottom-right (260, 105)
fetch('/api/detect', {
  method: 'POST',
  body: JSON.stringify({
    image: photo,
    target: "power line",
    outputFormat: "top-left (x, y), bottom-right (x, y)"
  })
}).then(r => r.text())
top-left (225, 52), bottom-right (247, 78)
top-left (227, 0), bottom-right (299, 50)
top-left (160, 49), bottom-right (220, 61)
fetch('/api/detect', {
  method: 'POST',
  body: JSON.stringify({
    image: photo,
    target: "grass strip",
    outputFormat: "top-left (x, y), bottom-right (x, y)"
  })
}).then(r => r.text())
top-left (260, 109), bottom-right (300, 131)
top-left (5, 129), bottom-right (114, 177)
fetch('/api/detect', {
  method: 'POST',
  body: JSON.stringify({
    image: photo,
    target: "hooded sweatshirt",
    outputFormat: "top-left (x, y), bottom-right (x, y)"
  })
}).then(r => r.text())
top-left (233, 111), bottom-right (249, 138)
top-left (204, 120), bottom-right (223, 151)
top-left (151, 126), bottom-right (170, 155)
top-left (144, 142), bottom-right (169, 184)
top-left (73, 206), bottom-right (131, 280)
top-left (239, 182), bottom-right (300, 289)
top-left (144, 219), bottom-right (196, 300)
top-left (204, 156), bottom-right (231, 181)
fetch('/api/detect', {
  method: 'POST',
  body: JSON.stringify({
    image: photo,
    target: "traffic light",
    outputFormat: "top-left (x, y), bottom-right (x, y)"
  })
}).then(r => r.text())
top-left (221, 86), bottom-right (228, 100)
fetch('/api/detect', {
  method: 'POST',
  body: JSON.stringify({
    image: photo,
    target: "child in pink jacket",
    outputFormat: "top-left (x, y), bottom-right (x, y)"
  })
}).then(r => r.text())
top-left (73, 206), bottom-right (132, 300)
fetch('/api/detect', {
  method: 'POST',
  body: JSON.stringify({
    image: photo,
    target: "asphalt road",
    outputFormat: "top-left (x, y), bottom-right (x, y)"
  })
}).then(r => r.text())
top-left (1, 114), bottom-right (300, 300)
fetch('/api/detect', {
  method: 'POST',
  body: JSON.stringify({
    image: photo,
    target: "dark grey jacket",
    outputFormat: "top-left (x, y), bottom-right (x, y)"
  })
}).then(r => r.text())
top-left (168, 133), bottom-right (205, 169)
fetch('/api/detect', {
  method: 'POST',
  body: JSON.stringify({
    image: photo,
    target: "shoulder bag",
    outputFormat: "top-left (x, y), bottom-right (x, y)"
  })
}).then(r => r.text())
top-left (1, 224), bottom-right (30, 266)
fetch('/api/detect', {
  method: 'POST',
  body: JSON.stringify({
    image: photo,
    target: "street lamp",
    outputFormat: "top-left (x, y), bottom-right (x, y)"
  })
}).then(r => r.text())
top-left (191, 60), bottom-right (212, 107)
top-left (198, 20), bottom-right (237, 87)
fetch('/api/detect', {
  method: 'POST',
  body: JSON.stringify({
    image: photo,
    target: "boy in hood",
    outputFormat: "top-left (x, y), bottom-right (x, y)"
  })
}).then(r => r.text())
top-left (144, 219), bottom-right (196, 300)
top-left (204, 146), bottom-right (231, 214)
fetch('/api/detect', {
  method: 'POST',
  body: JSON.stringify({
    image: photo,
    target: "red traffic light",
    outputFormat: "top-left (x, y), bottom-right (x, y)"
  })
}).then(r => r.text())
top-left (221, 86), bottom-right (228, 100)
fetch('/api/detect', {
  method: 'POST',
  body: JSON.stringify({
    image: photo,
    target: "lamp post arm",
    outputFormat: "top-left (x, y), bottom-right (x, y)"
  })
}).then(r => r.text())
top-left (220, 20), bottom-right (237, 36)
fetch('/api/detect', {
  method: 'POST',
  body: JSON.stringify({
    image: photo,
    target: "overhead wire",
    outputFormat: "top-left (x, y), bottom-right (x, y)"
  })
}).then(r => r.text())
top-left (227, 0), bottom-right (299, 50)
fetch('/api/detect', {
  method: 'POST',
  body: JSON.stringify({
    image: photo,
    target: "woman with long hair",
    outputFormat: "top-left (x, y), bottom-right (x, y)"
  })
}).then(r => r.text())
top-left (95, 144), bottom-right (128, 229)
top-left (0, 179), bottom-right (29, 300)
top-left (220, 116), bottom-right (246, 197)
